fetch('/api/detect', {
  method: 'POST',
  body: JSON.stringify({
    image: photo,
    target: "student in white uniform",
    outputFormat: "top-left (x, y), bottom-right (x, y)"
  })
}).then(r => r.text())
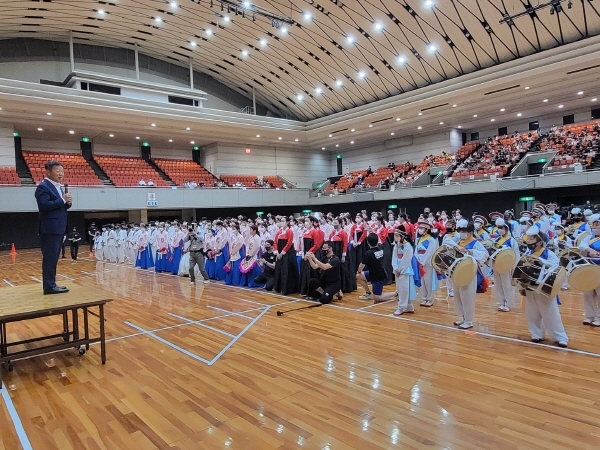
top-left (101, 226), bottom-right (109, 261)
top-left (105, 225), bottom-right (117, 263)
top-left (520, 226), bottom-right (568, 347)
top-left (391, 229), bottom-right (417, 315)
top-left (491, 218), bottom-right (520, 312)
top-left (441, 219), bottom-right (459, 297)
top-left (414, 221), bottom-right (439, 307)
top-left (452, 220), bottom-right (488, 329)
top-left (93, 230), bottom-right (104, 261)
top-left (116, 224), bottom-right (127, 264)
top-left (577, 213), bottom-right (600, 326)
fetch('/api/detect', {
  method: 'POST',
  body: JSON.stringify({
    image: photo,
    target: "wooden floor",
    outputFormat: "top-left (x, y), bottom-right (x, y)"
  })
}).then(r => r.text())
top-left (1, 250), bottom-right (600, 449)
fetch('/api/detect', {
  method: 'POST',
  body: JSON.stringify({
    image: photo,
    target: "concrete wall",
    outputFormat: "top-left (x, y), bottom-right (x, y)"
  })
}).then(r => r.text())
top-left (0, 123), bottom-right (15, 166)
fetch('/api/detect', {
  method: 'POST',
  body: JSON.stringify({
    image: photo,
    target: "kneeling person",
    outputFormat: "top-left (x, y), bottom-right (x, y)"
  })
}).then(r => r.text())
top-left (356, 233), bottom-right (399, 304)
top-left (308, 241), bottom-right (341, 304)
top-left (253, 240), bottom-right (276, 291)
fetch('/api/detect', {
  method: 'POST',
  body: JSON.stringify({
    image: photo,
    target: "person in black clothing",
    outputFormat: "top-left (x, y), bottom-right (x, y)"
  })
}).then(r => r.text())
top-left (88, 222), bottom-right (98, 252)
top-left (308, 241), bottom-right (341, 304)
top-left (68, 227), bottom-right (82, 263)
top-left (356, 233), bottom-right (399, 304)
top-left (254, 239), bottom-right (276, 291)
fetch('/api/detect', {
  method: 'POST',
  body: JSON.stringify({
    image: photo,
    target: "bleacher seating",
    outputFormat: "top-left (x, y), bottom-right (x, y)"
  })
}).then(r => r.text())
top-left (0, 167), bottom-right (21, 185)
top-left (263, 175), bottom-right (286, 188)
top-left (541, 121), bottom-right (600, 169)
top-left (94, 155), bottom-right (169, 187)
top-left (23, 151), bottom-right (103, 186)
top-left (220, 175), bottom-right (258, 187)
top-left (152, 158), bottom-right (216, 187)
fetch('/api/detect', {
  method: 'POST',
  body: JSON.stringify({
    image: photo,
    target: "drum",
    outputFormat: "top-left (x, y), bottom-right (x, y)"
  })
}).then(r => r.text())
top-left (512, 255), bottom-right (566, 298)
top-left (487, 246), bottom-right (517, 275)
top-left (575, 231), bottom-right (591, 247)
top-left (558, 248), bottom-right (600, 291)
top-left (431, 245), bottom-right (476, 287)
top-left (240, 255), bottom-right (257, 273)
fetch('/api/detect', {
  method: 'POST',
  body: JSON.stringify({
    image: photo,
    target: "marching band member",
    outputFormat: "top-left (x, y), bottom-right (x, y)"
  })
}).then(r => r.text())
top-left (169, 224), bottom-right (185, 275)
top-left (531, 204), bottom-right (551, 236)
top-left (274, 216), bottom-right (299, 295)
top-left (504, 209), bottom-right (521, 238)
top-left (415, 221), bottom-right (439, 307)
top-left (442, 219), bottom-right (459, 297)
top-left (473, 215), bottom-right (490, 242)
top-left (392, 229), bottom-right (417, 315)
top-left (135, 223), bottom-right (154, 269)
top-left (578, 213), bottom-right (600, 326)
top-left (299, 216), bottom-right (321, 296)
top-left (569, 208), bottom-right (587, 241)
top-left (488, 212), bottom-right (503, 240)
top-left (453, 220), bottom-right (488, 329)
top-left (491, 218), bottom-right (520, 312)
top-left (550, 224), bottom-right (572, 252)
top-left (546, 203), bottom-right (562, 228)
top-left (521, 226), bottom-right (568, 346)
top-left (204, 227), bottom-right (217, 279)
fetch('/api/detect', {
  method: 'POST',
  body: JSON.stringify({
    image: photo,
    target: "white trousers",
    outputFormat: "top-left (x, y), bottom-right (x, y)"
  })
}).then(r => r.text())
top-left (117, 245), bottom-right (125, 263)
top-left (493, 271), bottom-right (515, 307)
top-left (583, 287), bottom-right (600, 321)
top-left (95, 248), bottom-right (103, 261)
top-left (453, 275), bottom-right (477, 322)
top-left (419, 265), bottom-right (435, 301)
top-left (105, 245), bottom-right (117, 262)
top-left (127, 246), bottom-right (136, 264)
top-left (446, 277), bottom-right (454, 294)
top-left (524, 291), bottom-right (568, 342)
top-left (396, 275), bottom-right (412, 310)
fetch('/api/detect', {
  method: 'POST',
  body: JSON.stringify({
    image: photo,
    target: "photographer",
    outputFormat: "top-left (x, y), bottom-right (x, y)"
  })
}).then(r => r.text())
top-left (253, 239), bottom-right (276, 291)
top-left (184, 225), bottom-right (209, 285)
top-left (307, 241), bottom-right (341, 304)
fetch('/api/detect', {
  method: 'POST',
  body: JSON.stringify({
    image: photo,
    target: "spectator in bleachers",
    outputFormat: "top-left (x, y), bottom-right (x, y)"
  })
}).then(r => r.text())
top-left (139, 178), bottom-right (146, 186)
top-left (147, 179), bottom-right (155, 186)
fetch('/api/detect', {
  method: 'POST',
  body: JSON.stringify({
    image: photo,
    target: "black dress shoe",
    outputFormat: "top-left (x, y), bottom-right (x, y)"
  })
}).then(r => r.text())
top-left (44, 286), bottom-right (69, 295)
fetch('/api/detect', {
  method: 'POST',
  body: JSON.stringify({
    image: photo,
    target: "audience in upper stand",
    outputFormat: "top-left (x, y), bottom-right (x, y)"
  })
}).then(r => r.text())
top-left (139, 179), bottom-right (146, 186)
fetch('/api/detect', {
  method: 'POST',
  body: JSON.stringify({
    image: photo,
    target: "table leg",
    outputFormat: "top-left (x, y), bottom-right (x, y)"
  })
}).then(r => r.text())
top-left (99, 304), bottom-right (106, 364)
top-left (0, 322), bottom-right (6, 357)
top-left (83, 307), bottom-right (90, 351)
top-left (62, 311), bottom-right (69, 342)
top-left (72, 309), bottom-right (79, 342)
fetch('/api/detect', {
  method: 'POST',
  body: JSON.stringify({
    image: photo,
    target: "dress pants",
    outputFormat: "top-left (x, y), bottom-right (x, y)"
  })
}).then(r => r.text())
top-left (189, 251), bottom-right (209, 281)
top-left (453, 275), bottom-right (477, 322)
top-left (308, 278), bottom-right (341, 304)
top-left (40, 233), bottom-right (63, 292)
top-left (493, 271), bottom-right (515, 308)
top-left (583, 287), bottom-right (600, 321)
top-left (525, 291), bottom-right (568, 342)
top-left (253, 273), bottom-right (275, 291)
top-left (70, 243), bottom-right (79, 261)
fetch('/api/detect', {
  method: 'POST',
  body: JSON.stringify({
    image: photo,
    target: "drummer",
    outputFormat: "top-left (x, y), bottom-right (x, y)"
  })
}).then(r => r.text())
top-left (577, 213), bottom-right (600, 326)
top-left (415, 221), bottom-right (439, 307)
top-left (488, 212), bottom-right (503, 240)
top-left (491, 218), bottom-right (520, 312)
top-left (452, 220), bottom-right (488, 329)
top-left (546, 203), bottom-right (562, 228)
top-left (473, 215), bottom-right (490, 242)
top-left (521, 226), bottom-right (568, 347)
top-left (569, 207), bottom-right (587, 241)
top-left (441, 219), bottom-right (459, 297)
top-left (504, 209), bottom-right (521, 238)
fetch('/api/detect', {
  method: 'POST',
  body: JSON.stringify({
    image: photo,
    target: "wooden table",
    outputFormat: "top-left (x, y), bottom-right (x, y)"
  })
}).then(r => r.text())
top-left (0, 285), bottom-right (112, 384)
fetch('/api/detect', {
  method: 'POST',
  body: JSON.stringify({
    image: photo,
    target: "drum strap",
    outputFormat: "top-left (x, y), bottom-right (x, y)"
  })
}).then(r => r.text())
top-left (495, 235), bottom-right (510, 248)
top-left (588, 237), bottom-right (600, 247)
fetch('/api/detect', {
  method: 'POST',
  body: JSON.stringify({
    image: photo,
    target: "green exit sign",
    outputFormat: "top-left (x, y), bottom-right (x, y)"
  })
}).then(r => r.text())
top-left (13, 131), bottom-right (19, 137)
top-left (193, 146), bottom-right (200, 151)
top-left (302, 209), bottom-right (312, 214)
top-left (256, 211), bottom-right (264, 216)
top-left (81, 137), bottom-right (90, 143)
top-left (142, 141), bottom-right (150, 147)
top-left (336, 155), bottom-right (341, 159)
top-left (537, 158), bottom-right (547, 163)
top-left (388, 204), bottom-right (398, 209)
top-left (519, 196), bottom-right (535, 202)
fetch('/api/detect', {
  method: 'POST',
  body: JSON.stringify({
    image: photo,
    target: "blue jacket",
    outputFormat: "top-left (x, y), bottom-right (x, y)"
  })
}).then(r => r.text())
top-left (35, 179), bottom-right (71, 235)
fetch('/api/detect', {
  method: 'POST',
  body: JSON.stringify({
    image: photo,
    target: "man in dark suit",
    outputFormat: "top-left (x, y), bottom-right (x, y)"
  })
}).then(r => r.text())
top-left (34, 161), bottom-right (72, 294)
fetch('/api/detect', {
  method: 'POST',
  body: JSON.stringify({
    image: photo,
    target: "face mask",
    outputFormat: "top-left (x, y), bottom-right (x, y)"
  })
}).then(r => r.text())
top-left (474, 223), bottom-right (481, 230)
top-left (334, 224), bottom-right (341, 230)
top-left (557, 229), bottom-right (564, 235)
top-left (504, 214), bottom-right (511, 221)
top-left (265, 246), bottom-right (272, 251)
top-left (441, 214), bottom-right (447, 220)
top-left (526, 242), bottom-right (538, 250)
top-left (459, 232), bottom-right (468, 240)
top-left (498, 229), bottom-right (506, 236)
top-left (521, 224), bottom-right (528, 232)
top-left (548, 210), bottom-right (555, 215)
top-left (593, 227), bottom-right (600, 236)
top-left (417, 229), bottom-right (424, 235)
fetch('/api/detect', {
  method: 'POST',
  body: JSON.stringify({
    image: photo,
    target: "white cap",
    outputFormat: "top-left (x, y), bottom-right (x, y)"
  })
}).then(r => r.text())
top-left (495, 218), bottom-right (506, 227)
top-left (457, 219), bottom-right (468, 229)
top-left (526, 226), bottom-right (540, 236)
top-left (571, 207), bottom-right (582, 214)
top-left (474, 217), bottom-right (484, 224)
top-left (588, 213), bottom-right (600, 223)
top-left (519, 217), bottom-right (531, 224)
top-left (584, 209), bottom-right (593, 216)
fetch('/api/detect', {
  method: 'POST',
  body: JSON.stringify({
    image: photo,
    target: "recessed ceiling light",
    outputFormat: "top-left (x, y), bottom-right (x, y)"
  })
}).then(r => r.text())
top-left (321, 147), bottom-right (325, 150)
top-left (335, 144), bottom-right (339, 147)
top-left (296, 94), bottom-right (304, 101)
top-left (350, 140), bottom-right (355, 144)
top-left (473, 114), bottom-right (478, 117)
top-left (491, 119), bottom-right (495, 122)
top-left (281, 27), bottom-right (288, 33)
top-left (457, 125), bottom-right (462, 128)
top-left (578, 91), bottom-right (584, 95)
top-left (278, 136), bottom-right (282, 140)
top-left (558, 104), bottom-right (564, 108)
top-left (417, 126), bottom-right (422, 130)
top-left (428, 44), bottom-right (437, 53)
top-left (374, 22), bottom-right (383, 31)
top-left (304, 12), bottom-right (312, 20)
top-left (109, 133), bottom-right (114, 137)
top-left (135, 136), bottom-right (140, 140)
top-left (168, 139), bottom-right (173, 143)
top-left (37, 127), bottom-right (43, 131)
top-left (256, 134), bottom-right (260, 138)
top-left (357, 71), bottom-right (366, 79)
top-left (351, 128), bottom-right (355, 132)
top-left (98, 9), bottom-right (105, 15)
top-left (418, 112), bottom-right (423, 116)
top-left (439, 121), bottom-right (444, 125)
top-left (242, 50), bottom-right (249, 57)
top-left (452, 104), bottom-right (457, 107)
top-left (524, 86), bottom-right (529, 90)
top-left (171, 1), bottom-right (178, 8)
top-left (46, 112), bottom-right (52, 115)
top-left (155, 17), bottom-right (162, 23)
top-left (206, 29), bottom-right (213, 35)
top-left (243, 1), bottom-right (251, 7)
top-left (260, 38), bottom-right (267, 46)
top-left (151, 123), bottom-right (156, 127)
top-left (592, 98), bottom-right (598, 102)
top-left (396, 118), bottom-right (401, 121)
top-left (424, 0), bottom-right (434, 7)
top-left (190, 140), bottom-right (195, 144)
top-left (335, 80), bottom-right (343, 87)
top-left (190, 41), bottom-right (197, 47)
top-left (543, 99), bottom-right (548, 102)
top-left (517, 113), bottom-right (522, 117)
top-left (368, 124), bottom-right (373, 128)
top-left (346, 36), bottom-right (355, 44)
top-left (398, 56), bottom-right (406, 64)
top-left (391, 132), bottom-right (395, 135)
top-left (69, 130), bottom-right (74, 134)
top-left (295, 138), bottom-right (299, 142)
top-left (329, 134), bottom-right (333, 137)
top-left (186, 127), bottom-right (191, 131)
top-left (500, 108), bottom-right (505, 112)
top-left (315, 87), bottom-right (322, 95)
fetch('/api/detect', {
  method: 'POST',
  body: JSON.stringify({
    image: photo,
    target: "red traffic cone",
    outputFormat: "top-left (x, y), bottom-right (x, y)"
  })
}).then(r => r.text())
top-left (10, 243), bottom-right (17, 256)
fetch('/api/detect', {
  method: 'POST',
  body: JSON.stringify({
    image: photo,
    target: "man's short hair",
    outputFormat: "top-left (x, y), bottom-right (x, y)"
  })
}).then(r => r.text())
top-left (367, 233), bottom-right (379, 247)
top-left (45, 160), bottom-right (63, 171)
top-left (322, 240), bottom-right (334, 249)
top-left (265, 239), bottom-right (274, 246)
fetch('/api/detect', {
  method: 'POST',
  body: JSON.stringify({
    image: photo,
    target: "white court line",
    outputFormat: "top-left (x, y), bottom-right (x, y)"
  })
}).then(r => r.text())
top-left (3, 279), bottom-right (14, 287)
top-left (1, 382), bottom-right (33, 450)
top-left (169, 313), bottom-right (237, 338)
top-left (29, 276), bottom-right (42, 283)
top-left (206, 305), bottom-right (254, 320)
top-left (237, 298), bottom-right (270, 306)
top-left (358, 299), bottom-right (396, 310)
top-left (81, 271), bottom-right (96, 275)
top-left (57, 274), bottom-right (74, 281)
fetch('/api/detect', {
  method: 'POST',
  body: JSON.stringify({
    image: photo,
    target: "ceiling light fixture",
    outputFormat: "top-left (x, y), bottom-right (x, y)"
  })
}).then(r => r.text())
top-left (424, 0), bottom-right (434, 7)
top-left (190, 140), bottom-right (195, 144)
top-left (278, 136), bottom-right (282, 140)
top-left (418, 112), bottom-right (423, 116)
top-left (155, 16), bottom-right (162, 23)
top-left (256, 134), bottom-right (260, 138)
top-left (391, 132), bottom-right (395, 135)
top-left (281, 27), bottom-right (288, 34)
top-left (368, 124), bottom-right (373, 128)
top-left (37, 128), bottom-right (43, 131)
top-left (171, 2), bottom-right (178, 8)
top-left (452, 104), bottom-right (457, 107)
top-left (69, 130), bottom-right (75, 134)
top-left (191, 41), bottom-right (197, 47)
top-left (558, 104), bottom-right (564, 108)
top-left (335, 80), bottom-right (343, 87)
top-left (350, 140), bottom-right (355, 144)
top-left (98, 9), bottom-right (105, 15)
top-left (517, 113), bottom-right (522, 117)
top-left (335, 144), bottom-right (339, 147)
top-left (428, 44), bottom-right (437, 53)
top-left (457, 125), bottom-right (462, 128)
top-left (321, 147), bottom-right (325, 150)
top-left (578, 91), bottom-right (584, 95)
top-left (397, 56), bottom-right (406, 64)
top-left (295, 138), bottom-right (299, 142)
top-left (375, 22), bottom-right (383, 31)
top-left (224, 16), bottom-right (231, 22)
top-left (304, 12), bottom-right (312, 20)
top-left (543, 99), bottom-right (548, 102)
top-left (151, 123), bottom-right (156, 127)
top-left (260, 38), bottom-right (267, 46)
top-left (524, 86), bottom-right (530, 90)
top-left (46, 112), bottom-right (52, 115)
top-left (296, 94), bottom-right (304, 101)
top-left (491, 119), bottom-right (495, 122)
top-left (351, 128), bottom-right (355, 132)
top-left (357, 71), bottom-right (366, 79)
top-left (242, 50), bottom-right (249, 57)
top-left (329, 134), bottom-right (333, 137)
top-left (136, 136), bottom-right (140, 140)
top-left (315, 87), bottom-right (322, 95)
top-left (109, 133), bottom-right (114, 137)
top-left (592, 98), bottom-right (598, 102)
top-left (500, 108), bottom-right (505, 112)
top-left (206, 29), bottom-right (213, 35)
top-left (473, 114), bottom-right (478, 117)
top-left (417, 126), bottom-right (422, 130)
top-left (396, 118), bottom-right (401, 121)
top-left (169, 139), bottom-right (173, 143)
top-left (346, 36), bottom-right (355, 44)
top-left (439, 121), bottom-right (444, 125)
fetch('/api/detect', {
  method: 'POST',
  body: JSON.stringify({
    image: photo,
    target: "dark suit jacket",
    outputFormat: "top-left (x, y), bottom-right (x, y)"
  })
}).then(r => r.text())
top-left (35, 179), bottom-right (71, 235)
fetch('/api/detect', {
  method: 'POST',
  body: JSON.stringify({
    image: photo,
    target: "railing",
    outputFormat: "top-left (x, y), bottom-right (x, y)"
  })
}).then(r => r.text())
top-left (239, 106), bottom-right (255, 115)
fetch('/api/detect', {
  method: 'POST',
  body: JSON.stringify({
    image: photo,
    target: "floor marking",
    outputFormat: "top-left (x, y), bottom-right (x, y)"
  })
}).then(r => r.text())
top-left (169, 313), bottom-right (237, 338)
top-left (29, 276), bottom-right (42, 283)
top-left (57, 274), bottom-right (74, 281)
top-left (357, 299), bottom-right (396, 310)
top-left (1, 381), bottom-right (33, 450)
top-left (3, 279), bottom-right (14, 287)
top-left (81, 271), bottom-right (97, 275)
top-left (206, 305), bottom-right (254, 320)
top-left (237, 298), bottom-right (270, 306)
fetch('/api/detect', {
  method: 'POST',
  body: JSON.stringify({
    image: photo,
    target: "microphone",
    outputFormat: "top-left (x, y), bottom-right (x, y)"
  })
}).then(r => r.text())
top-left (64, 184), bottom-right (69, 194)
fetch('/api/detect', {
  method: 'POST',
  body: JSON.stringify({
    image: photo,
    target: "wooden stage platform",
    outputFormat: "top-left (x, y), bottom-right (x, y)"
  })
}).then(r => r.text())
top-left (0, 249), bottom-right (599, 449)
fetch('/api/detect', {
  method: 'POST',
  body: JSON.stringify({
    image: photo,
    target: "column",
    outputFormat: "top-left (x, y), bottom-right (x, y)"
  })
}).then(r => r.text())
top-left (0, 123), bottom-right (16, 166)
